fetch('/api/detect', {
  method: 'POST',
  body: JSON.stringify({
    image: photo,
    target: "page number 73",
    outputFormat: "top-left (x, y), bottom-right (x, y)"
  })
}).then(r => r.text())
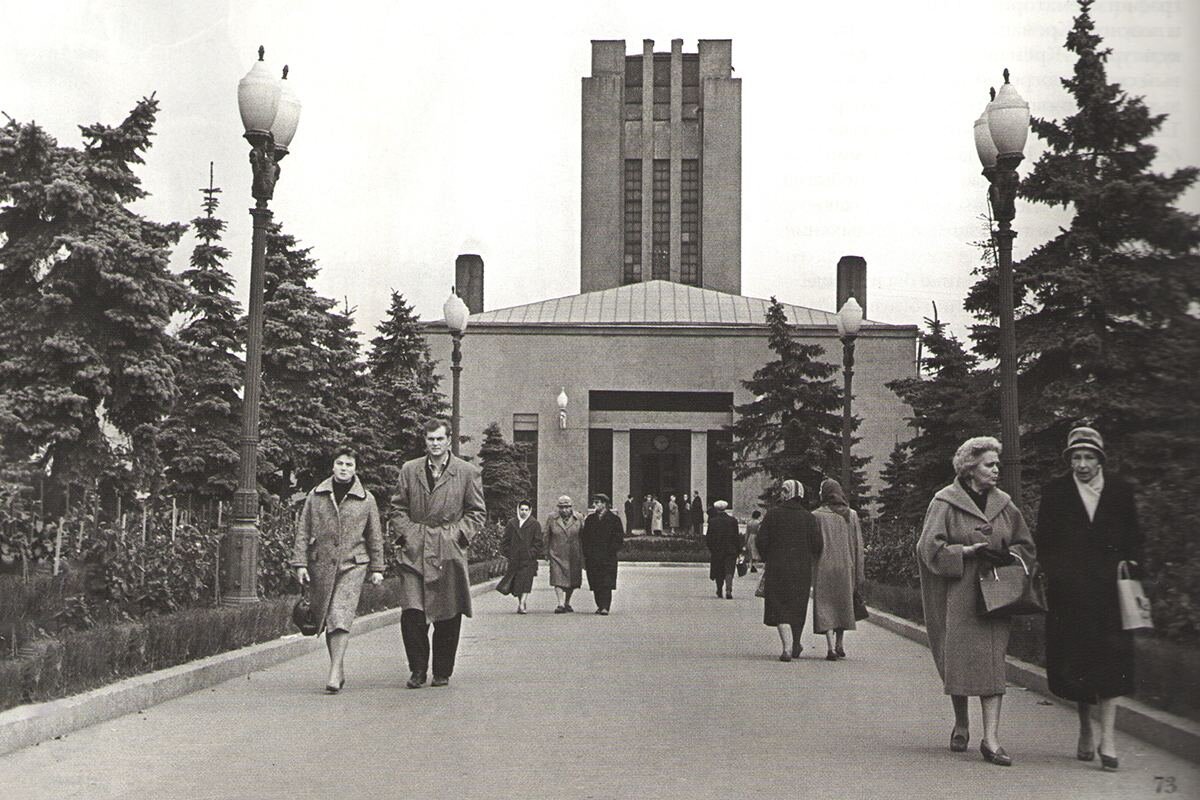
top-left (1154, 776), bottom-right (1177, 794)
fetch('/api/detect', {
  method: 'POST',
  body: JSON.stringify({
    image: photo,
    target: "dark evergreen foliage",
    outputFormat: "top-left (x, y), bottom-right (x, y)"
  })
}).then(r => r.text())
top-left (727, 298), bottom-right (866, 504)
top-left (363, 291), bottom-right (447, 491)
top-left (478, 422), bottom-right (531, 523)
top-left (157, 166), bottom-right (243, 501)
top-left (0, 97), bottom-right (187, 499)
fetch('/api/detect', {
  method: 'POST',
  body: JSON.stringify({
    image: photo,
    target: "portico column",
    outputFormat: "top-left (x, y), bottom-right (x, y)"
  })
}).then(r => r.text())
top-left (689, 429), bottom-right (707, 507)
top-left (613, 428), bottom-right (631, 524)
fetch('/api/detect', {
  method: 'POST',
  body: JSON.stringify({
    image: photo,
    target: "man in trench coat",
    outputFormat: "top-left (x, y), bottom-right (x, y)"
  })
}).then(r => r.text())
top-left (389, 418), bottom-right (487, 688)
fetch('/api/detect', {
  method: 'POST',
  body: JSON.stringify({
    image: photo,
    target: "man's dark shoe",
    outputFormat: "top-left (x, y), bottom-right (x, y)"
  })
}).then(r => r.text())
top-left (405, 671), bottom-right (427, 689)
top-left (431, 676), bottom-right (449, 687)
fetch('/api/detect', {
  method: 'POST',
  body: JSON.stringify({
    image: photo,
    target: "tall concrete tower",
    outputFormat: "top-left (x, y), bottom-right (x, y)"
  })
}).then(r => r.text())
top-left (581, 39), bottom-right (741, 295)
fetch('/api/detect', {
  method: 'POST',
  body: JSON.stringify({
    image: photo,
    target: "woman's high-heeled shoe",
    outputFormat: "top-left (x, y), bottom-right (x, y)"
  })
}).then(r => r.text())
top-left (1100, 753), bottom-right (1119, 771)
top-left (324, 678), bottom-right (344, 694)
top-left (950, 727), bottom-right (969, 752)
top-left (1076, 746), bottom-right (1095, 761)
top-left (980, 741), bottom-right (1013, 766)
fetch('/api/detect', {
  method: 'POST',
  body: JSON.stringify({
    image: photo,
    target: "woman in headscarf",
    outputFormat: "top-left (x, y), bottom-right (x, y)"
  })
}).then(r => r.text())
top-left (755, 479), bottom-right (823, 661)
top-left (811, 478), bottom-right (865, 661)
top-left (916, 436), bottom-right (1036, 767)
top-left (1036, 427), bottom-right (1142, 771)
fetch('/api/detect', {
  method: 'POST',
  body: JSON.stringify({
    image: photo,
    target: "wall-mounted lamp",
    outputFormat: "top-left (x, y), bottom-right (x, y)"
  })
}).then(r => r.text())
top-left (557, 387), bottom-right (568, 430)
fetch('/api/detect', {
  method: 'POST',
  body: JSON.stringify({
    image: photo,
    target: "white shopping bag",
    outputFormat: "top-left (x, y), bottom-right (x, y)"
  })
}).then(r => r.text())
top-left (1117, 561), bottom-right (1153, 631)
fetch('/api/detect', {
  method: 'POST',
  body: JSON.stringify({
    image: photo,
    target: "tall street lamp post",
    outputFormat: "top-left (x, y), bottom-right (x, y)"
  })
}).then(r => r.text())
top-left (974, 69), bottom-right (1030, 500)
top-left (443, 289), bottom-right (470, 457)
top-left (222, 47), bottom-right (301, 605)
top-left (836, 298), bottom-right (863, 504)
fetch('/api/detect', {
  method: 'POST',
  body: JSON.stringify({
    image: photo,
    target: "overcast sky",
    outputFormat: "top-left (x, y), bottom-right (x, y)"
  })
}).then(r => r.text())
top-left (3, 1), bottom-right (1197, 345)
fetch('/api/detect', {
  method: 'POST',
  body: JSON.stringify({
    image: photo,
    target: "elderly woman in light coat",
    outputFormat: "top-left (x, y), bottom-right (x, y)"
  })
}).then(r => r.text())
top-left (812, 478), bottom-right (865, 660)
top-left (292, 447), bottom-right (384, 693)
top-left (917, 436), bottom-right (1036, 767)
top-left (545, 495), bottom-right (584, 613)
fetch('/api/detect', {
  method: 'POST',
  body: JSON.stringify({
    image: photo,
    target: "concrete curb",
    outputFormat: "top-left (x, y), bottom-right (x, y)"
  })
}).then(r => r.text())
top-left (865, 606), bottom-right (1200, 763)
top-left (0, 578), bottom-right (499, 758)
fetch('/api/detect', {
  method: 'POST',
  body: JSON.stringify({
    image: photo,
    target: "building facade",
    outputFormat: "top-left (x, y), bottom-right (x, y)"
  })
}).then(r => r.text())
top-left (582, 39), bottom-right (741, 295)
top-left (427, 280), bottom-right (916, 523)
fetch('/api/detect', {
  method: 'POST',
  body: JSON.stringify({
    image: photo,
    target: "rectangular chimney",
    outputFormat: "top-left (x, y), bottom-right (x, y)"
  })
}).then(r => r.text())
top-left (836, 255), bottom-right (867, 318)
top-left (455, 254), bottom-right (484, 314)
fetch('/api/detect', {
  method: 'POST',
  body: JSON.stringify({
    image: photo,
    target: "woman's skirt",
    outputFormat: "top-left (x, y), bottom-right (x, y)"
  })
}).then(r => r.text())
top-left (324, 562), bottom-right (367, 633)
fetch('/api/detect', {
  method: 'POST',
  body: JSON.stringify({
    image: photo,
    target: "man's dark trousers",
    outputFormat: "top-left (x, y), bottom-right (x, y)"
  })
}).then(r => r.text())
top-left (400, 609), bottom-right (462, 678)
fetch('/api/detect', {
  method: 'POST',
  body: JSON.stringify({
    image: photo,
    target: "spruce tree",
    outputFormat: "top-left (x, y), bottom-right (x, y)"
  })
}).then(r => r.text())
top-left (727, 298), bottom-right (864, 503)
top-left (963, 0), bottom-right (1200, 635)
top-left (257, 222), bottom-right (340, 498)
top-left (478, 422), bottom-right (531, 523)
top-left (158, 165), bottom-right (243, 502)
top-left (365, 291), bottom-right (447, 478)
top-left (881, 313), bottom-right (991, 532)
top-left (0, 97), bottom-right (187, 502)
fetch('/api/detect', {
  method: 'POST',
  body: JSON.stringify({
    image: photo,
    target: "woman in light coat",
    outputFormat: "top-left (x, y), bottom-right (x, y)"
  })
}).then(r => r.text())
top-left (916, 436), bottom-right (1036, 767)
top-left (292, 447), bottom-right (385, 693)
top-left (811, 479), bottom-right (865, 660)
top-left (668, 495), bottom-right (680, 534)
top-left (545, 495), bottom-right (584, 612)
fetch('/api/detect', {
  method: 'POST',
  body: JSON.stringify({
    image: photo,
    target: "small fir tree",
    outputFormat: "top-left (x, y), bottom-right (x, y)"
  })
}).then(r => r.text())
top-left (158, 165), bottom-right (244, 502)
top-left (478, 422), bottom-right (531, 523)
top-left (727, 298), bottom-right (865, 503)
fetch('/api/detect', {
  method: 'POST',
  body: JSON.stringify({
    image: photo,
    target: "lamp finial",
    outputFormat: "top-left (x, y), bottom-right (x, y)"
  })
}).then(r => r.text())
top-left (282, 65), bottom-right (289, 80)
top-left (1002, 68), bottom-right (1010, 84)
top-left (257, 45), bottom-right (265, 61)
top-left (989, 86), bottom-right (996, 101)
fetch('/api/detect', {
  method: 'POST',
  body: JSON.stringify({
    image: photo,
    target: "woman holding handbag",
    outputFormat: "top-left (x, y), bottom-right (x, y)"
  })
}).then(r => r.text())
top-left (291, 447), bottom-right (385, 694)
top-left (916, 436), bottom-right (1036, 767)
top-left (1035, 427), bottom-right (1142, 771)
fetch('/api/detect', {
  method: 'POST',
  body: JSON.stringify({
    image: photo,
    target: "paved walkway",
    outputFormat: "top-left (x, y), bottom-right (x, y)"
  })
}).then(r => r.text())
top-left (0, 565), bottom-right (1195, 799)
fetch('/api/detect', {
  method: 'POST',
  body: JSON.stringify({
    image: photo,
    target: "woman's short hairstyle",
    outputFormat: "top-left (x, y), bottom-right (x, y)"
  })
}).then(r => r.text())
top-left (330, 445), bottom-right (357, 463)
top-left (952, 436), bottom-right (1002, 478)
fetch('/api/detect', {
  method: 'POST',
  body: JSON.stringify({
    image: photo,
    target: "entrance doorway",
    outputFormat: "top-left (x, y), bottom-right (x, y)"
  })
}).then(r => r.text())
top-left (629, 430), bottom-right (690, 533)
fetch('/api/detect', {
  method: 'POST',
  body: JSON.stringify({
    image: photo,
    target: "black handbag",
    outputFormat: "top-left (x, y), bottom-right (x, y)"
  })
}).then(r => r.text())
top-left (977, 553), bottom-right (1047, 618)
top-left (292, 587), bottom-right (320, 636)
top-left (736, 554), bottom-right (749, 577)
top-left (853, 590), bottom-right (869, 621)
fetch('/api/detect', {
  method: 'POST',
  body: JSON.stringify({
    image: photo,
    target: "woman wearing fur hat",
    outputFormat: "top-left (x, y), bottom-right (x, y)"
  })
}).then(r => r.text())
top-left (1035, 427), bottom-right (1142, 772)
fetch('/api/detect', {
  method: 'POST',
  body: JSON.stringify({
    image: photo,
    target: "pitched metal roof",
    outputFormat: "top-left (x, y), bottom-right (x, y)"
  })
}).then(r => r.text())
top-left (452, 280), bottom-right (900, 328)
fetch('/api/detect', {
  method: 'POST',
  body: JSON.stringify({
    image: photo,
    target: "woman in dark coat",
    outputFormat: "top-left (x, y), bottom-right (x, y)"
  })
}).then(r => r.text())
top-left (581, 493), bottom-right (625, 614)
top-left (755, 479), bottom-right (823, 661)
top-left (497, 501), bottom-right (542, 614)
top-left (291, 447), bottom-right (384, 693)
top-left (690, 492), bottom-right (705, 537)
top-left (706, 500), bottom-right (742, 598)
top-left (1036, 427), bottom-right (1142, 771)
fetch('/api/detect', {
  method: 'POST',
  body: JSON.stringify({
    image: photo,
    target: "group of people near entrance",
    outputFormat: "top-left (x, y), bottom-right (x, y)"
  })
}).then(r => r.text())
top-left (289, 416), bottom-right (1143, 773)
top-left (493, 493), bottom-right (623, 616)
top-left (626, 492), bottom-right (705, 536)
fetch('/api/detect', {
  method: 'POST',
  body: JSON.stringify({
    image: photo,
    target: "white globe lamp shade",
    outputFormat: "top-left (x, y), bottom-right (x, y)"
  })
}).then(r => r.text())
top-left (444, 291), bottom-right (470, 333)
top-left (270, 67), bottom-right (301, 149)
top-left (237, 48), bottom-right (281, 135)
top-left (974, 109), bottom-right (998, 169)
top-left (557, 388), bottom-right (569, 411)
top-left (836, 297), bottom-right (864, 338)
top-left (987, 78), bottom-right (1030, 158)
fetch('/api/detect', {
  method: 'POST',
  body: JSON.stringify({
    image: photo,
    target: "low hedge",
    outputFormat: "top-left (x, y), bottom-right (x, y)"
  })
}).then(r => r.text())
top-left (864, 579), bottom-right (1200, 724)
top-left (0, 558), bottom-right (508, 714)
top-left (620, 536), bottom-right (709, 562)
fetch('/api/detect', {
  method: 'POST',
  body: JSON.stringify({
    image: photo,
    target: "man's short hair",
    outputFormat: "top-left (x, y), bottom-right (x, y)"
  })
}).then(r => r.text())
top-left (422, 417), bottom-right (451, 436)
top-left (751, 510), bottom-right (762, 519)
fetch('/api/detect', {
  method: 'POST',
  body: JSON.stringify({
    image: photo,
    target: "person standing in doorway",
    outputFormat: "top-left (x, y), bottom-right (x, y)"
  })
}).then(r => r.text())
top-left (581, 493), bottom-right (624, 614)
top-left (389, 418), bottom-right (487, 689)
top-left (545, 495), bottom-right (584, 613)
top-left (651, 496), bottom-right (664, 536)
top-left (624, 494), bottom-right (638, 534)
top-left (690, 491), bottom-right (705, 537)
top-left (668, 495), bottom-right (680, 535)
top-left (642, 495), bottom-right (654, 535)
